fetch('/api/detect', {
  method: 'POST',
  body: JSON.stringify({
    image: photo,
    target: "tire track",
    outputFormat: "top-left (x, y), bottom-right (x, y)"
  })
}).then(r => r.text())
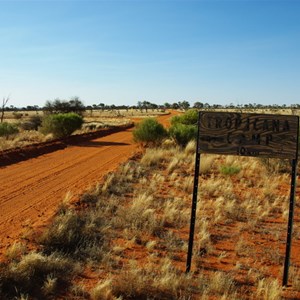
top-left (0, 113), bottom-right (175, 254)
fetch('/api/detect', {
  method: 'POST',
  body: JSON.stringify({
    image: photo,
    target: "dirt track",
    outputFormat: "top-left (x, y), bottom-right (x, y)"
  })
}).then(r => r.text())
top-left (0, 113), bottom-right (175, 254)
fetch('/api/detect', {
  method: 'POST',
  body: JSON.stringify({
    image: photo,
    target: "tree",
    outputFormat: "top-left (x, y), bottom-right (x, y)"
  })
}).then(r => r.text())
top-left (69, 97), bottom-right (85, 115)
top-left (171, 102), bottom-right (180, 109)
top-left (179, 101), bottom-right (190, 110)
top-left (193, 102), bottom-right (204, 109)
top-left (164, 102), bottom-right (171, 109)
top-left (142, 101), bottom-right (151, 112)
top-left (44, 98), bottom-right (85, 115)
top-left (137, 101), bottom-right (143, 112)
top-left (1, 96), bottom-right (9, 123)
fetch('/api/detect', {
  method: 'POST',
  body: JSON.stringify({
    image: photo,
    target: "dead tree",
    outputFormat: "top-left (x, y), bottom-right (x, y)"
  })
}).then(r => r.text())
top-left (1, 96), bottom-right (9, 123)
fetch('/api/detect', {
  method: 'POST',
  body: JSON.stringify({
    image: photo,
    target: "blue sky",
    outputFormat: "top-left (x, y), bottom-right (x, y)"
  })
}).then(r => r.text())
top-left (0, 0), bottom-right (299, 108)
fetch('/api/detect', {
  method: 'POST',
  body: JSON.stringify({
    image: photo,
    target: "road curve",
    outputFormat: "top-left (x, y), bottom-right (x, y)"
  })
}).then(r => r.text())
top-left (0, 113), bottom-right (176, 254)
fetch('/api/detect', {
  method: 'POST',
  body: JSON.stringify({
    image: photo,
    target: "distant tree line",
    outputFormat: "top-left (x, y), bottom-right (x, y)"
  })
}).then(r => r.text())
top-left (2, 96), bottom-right (300, 113)
top-left (44, 97), bottom-right (85, 115)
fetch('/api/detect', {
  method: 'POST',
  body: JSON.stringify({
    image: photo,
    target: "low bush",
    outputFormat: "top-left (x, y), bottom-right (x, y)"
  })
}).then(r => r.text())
top-left (169, 109), bottom-right (198, 146)
top-left (0, 122), bottom-right (19, 137)
top-left (169, 123), bottom-right (197, 146)
top-left (170, 109), bottom-right (198, 126)
top-left (133, 118), bottom-right (167, 145)
top-left (40, 113), bottom-right (83, 138)
top-left (20, 115), bottom-right (42, 131)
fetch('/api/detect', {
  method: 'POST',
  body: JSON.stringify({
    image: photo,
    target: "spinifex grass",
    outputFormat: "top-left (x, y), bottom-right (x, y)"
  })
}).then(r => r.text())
top-left (0, 142), bottom-right (297, 299)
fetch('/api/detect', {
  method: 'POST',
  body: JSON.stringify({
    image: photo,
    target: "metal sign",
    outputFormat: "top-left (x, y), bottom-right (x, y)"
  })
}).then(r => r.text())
top-left (186, 111), bottom-right (299, 287)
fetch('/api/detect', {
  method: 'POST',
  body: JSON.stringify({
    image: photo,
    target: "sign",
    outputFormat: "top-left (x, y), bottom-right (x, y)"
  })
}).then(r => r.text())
top-left (198, 112), bottom-right (299, 159)
top-left (186, 111), bottom-right (299, 288)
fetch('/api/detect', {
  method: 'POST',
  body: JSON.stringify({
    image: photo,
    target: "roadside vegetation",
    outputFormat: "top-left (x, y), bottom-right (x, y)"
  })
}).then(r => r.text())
top-left (132, 118), bottom-right (168, 146)
top-left (169, 109), bottom-right (198, 146)
top-left (1, 108), bottom-right (299, 299)
top-left (40, 113), bottom-right (83, 139)
top-left (0, 122), bottom-right (19, 137)
top-left (133, 109), bottom-right (198, 147)
top-left (0, 99), bottom-right (135, 151)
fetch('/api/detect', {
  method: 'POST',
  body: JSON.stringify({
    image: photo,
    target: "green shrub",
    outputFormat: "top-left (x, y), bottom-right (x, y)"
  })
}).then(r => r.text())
top-left (169, 109), bottom-right (199, 147)
top-left (133, 118), bottom-right (167, 145)
top-left (169, 123), bottom-right (197, 146)
top-left (219, 165), bottom-right (241, 175)
top-left (170, 109), bottom-right (198, 126)
top-left (0, 122), bottom-right (19, 137)
top-left (40, 113), bottom-right (83, 138)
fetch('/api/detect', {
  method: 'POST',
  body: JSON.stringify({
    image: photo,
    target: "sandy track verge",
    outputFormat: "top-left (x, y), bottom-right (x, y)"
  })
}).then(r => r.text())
top-left (0, 124), bottom-right (133, 167)
top-left (0, 113), bottom-right (175, 254)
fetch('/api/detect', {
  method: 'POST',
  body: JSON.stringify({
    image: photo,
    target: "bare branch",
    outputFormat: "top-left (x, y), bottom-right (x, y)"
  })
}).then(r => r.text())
top-left (1, 96), bottom-right (10, 123)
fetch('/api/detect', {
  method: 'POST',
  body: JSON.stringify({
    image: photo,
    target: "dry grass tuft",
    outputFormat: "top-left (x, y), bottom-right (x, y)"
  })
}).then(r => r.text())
top-left (5, 242), bottom-right (27, 261)
top-left (0, 130), bottom-right (48, 151)
top-left (254, 278), bottom-right (282, 300)
top-left (39, 208), bottom-right (108, 261)
top-left (111, 259), bottom-right (193, 299)
top-left (0, 252), bottom-right (78, 299)
top-left (90, 279), bottom-right (115, 300)
top-left (200, 154), bottom-right (215, 175)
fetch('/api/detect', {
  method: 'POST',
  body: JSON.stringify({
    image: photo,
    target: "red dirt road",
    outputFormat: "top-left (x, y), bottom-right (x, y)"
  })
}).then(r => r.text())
top-left (0, 113), bottom-right (175, 254)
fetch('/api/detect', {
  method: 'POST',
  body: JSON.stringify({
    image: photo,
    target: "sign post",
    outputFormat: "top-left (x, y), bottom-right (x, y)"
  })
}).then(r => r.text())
top-left (186, 122), bottom-right (201, 273)
top-left (283, 158), bottom-right (298, 286)
top-left (186, 111), bottom-right (299, 286)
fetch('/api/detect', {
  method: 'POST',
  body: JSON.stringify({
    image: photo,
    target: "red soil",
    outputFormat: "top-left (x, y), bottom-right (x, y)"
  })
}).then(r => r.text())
top-left (0, 112), bottom-right (176, 256)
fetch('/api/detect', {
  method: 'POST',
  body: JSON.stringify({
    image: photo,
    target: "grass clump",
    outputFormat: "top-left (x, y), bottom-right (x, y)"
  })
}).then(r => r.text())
top-left (0, 252), bottom-right (78, 299)
top-left (39, 208), bottom-right (107, 261)
top-left (133, 118), bottom-right (167, 146)
top-left (254, 278), bottom-right (282, 300)
top-left (90, 279), bottom-right (115, 300)
top-left (208, 271), bottom-right (236, 296)
top-left (219, 165), bottom-right (241, 176)
top-left (0, 122), bottom-right (19, 137)
top-left (111, 259), bottom-right (193, 300)
top-left (0, 130), bottom-right (48, 151)
top-left (40, 113), bottom-right (83, 138)
top-left (101, 161), bottom-right (144, 195)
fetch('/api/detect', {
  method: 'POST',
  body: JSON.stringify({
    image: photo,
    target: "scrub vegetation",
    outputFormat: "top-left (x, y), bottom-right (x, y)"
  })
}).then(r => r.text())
top-left (0, 108), bottom-right (300, 299)
top-left (40, 113), bottom-right (84, 139)
top-left (132, 118), bottom-right (167, 146)
top-left (0, 136), bottom-right (299, 299)
top-left (0, 108), bottom-right (163, 151)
